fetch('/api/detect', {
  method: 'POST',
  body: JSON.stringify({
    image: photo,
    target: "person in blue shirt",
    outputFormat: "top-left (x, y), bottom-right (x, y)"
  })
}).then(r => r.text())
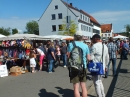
top-left (67, 31), bottom-right (90, 97)
top-left (47, 42), bottom-right (56, 73)
top-left (122, 39), bottom-right (129, 60)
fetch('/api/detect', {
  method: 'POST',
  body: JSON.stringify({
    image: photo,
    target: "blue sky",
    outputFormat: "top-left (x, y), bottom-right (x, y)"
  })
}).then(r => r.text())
top-left (0, 0), bottom-right (130, 33)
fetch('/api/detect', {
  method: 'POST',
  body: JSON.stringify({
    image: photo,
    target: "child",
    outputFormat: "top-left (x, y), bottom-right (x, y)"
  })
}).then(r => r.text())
top-left (29, 50), bottom-right (36, 73)
top-left (55, 45), bottom-right (61, 65)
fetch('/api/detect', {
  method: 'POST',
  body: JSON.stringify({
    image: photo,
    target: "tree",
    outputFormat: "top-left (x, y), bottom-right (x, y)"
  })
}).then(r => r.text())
top-left (58, 20), bottom-right (77, 36)
top-left (12, 28), bottom-right (18, 34)
top-left (25, 20), bottom-right (39, 35)
top-left (125, 24), bottom-right (130, 37)
top-left (0, 27), bottom-right (11, 36)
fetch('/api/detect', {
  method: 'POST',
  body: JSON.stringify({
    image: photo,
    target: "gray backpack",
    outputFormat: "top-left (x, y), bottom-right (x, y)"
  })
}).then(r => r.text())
top-left (68, 41), bottom-right (84, 71)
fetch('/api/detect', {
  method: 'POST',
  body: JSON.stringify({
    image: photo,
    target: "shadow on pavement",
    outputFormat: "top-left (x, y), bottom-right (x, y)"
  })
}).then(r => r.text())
top-left (106, 59), bottom-right (122, 97)
top-left (38, 89), bottom-right (59, 97)
top-left (55, 87), bottom-right (74, 97)
top-left (88, 94), bottom-right (96, 97)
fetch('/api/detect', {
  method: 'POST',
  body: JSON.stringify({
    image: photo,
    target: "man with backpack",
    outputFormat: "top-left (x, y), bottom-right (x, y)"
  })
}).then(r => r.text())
top-left (67, 31), bottom-right (90, 97)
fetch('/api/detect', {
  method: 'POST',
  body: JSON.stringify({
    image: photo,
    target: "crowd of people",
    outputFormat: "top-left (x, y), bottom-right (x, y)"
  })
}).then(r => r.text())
top-left (0, 31), bottom-right (130, 97)
top-left (67, 31), bottom-right (130, 97)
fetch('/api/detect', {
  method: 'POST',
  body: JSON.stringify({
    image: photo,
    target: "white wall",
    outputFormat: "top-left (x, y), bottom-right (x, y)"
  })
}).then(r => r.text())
top-left (38, 0), bottom-right (78, 36)
top-left (78, 23), bottom-right (93, 37)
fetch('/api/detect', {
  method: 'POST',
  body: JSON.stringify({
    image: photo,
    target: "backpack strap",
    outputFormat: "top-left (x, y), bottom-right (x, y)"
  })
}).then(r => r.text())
top-left (72, 41), bottom-right (76, 47)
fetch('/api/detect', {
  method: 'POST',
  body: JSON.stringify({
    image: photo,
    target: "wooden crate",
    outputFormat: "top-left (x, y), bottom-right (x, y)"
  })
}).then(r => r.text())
top-left (10, 72), bottom-right (21, 76)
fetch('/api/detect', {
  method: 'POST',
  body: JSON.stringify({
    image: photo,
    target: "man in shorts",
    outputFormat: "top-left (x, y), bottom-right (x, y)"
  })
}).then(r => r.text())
top-left (67, 31), bottom-right (90, 97)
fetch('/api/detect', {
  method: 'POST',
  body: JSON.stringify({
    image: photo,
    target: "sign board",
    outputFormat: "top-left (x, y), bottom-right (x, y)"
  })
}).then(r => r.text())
top-left (0, 64), bottom-right (8, 77)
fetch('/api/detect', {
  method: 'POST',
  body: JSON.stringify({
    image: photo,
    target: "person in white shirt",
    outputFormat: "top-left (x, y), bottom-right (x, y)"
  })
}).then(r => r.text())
top-left (36, 47), bottom-right (45, 71)
top-left (90, 34), bottom-right (109, 97)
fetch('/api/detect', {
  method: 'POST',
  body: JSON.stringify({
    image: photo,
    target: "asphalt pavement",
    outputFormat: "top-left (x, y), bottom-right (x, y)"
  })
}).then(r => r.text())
top-left (0, 56), bottom-right (130, 97)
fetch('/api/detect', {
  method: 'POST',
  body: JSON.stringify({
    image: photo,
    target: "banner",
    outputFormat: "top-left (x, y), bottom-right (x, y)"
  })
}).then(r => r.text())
top-left (0, 64), bottom-right (8, 77)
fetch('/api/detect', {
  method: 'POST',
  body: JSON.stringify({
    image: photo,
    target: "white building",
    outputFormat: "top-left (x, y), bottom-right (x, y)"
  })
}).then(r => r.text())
top-left (38, 0), bottom-right (101, 38)
top-left (101, 24), bottom-right (113, 38)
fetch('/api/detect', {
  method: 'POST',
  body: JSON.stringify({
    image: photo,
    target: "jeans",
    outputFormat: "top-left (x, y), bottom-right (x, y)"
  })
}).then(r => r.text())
top-left (92, 75), bottom-right (105, 97)
top-left (122, 50), bottom-right (128, 59)
top-left (48, 60), bottom-right (54, 72)
top-left (106, 58), bottom-right (116, 76)
top-left (62, 54), bottom-right (67, 66)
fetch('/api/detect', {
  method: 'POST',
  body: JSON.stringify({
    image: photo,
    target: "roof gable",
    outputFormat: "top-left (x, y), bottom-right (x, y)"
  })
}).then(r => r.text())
top-left (101, 24), bottom-right (112, 33)
top-left (62, 0), bottom-right (100, 26)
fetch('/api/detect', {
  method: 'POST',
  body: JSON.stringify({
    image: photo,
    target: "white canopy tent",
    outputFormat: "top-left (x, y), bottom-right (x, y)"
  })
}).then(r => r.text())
top-left (113, 35), bottom-right (128, 39)
top-left (0, 34), bottom-right (6, 38)
top-left (42, 35), bottom-right (74, 40)
top-left (0, 34), bottom-right (45, 40)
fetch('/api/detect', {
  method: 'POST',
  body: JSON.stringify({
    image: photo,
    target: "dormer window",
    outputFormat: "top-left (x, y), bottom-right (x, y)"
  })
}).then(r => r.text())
top-left (55, 5), bottom-right (58, 9)
top-left (81, 14), bottom-right (82, 19)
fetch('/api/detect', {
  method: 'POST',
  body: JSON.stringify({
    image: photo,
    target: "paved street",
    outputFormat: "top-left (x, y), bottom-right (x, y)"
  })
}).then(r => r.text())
top-left (88, 56), bottom-right (130, 97)
top-left (0, 56), bottom-right (130, 97)
top-left (0, 63), bottom-right (93, 97)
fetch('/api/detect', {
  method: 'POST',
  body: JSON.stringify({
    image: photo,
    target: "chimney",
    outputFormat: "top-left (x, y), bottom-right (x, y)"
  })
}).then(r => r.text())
top-left (70, 3), bottom-right (73, 6)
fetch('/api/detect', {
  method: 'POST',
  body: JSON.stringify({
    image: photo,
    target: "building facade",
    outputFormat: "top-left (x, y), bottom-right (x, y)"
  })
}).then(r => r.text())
top-left (101, 24), bottom-right (113, 38)
top-left (38, 0), bottom-right (101, 38)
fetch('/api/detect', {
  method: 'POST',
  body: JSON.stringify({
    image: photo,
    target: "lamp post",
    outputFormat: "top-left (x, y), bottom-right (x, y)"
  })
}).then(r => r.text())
top-left (66, 0), bottom-right (69, 35)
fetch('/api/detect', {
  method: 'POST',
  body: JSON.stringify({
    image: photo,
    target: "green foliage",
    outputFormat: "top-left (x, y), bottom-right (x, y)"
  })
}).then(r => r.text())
top-left (58, 20), bottom-right (77, 36)
top-left (25, 20), bottom-right (39, 35)
top-left (0, 27), bottom-right (11, 36)
top-left (12, 28), bottom-right (18, 34)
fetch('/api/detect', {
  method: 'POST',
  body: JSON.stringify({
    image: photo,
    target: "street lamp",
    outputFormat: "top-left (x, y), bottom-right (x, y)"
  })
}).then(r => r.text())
top-left (66, 0), bottom-right (69, 35)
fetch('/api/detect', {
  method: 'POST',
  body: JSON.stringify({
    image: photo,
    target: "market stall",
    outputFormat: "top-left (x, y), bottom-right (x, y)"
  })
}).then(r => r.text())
top-left (0, 34), bottom-right (47, 77)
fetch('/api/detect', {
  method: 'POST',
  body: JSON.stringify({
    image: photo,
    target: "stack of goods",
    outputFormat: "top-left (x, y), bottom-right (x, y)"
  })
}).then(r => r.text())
top-left (0, 39), bottom-right (32, 49)
top-left (10, 66), bottom-right (22, 76)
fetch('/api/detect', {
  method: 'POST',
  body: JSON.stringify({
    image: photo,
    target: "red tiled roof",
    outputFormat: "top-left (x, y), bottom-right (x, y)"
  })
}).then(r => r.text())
top-left (101, 24), bottom-right (112, 33)
top-left (62, 1), bottom-right (100, 26)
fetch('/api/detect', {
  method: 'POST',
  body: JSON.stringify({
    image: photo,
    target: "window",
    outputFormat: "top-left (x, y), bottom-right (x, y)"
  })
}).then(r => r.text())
top-left (81, 25), bottom-right (83, 31)
top-left (83, 15), bottom-right (84, 21)
top-left (108, 34), bottom-right (110, 37)
top-left (84, 26), bottom-right (86, 31)
top-left (59, 25), bottom-right (63, 31)
top-left (55, 5), bottom-right (58, 9)
top-left (58, 13), bottom-right (62, 19)
top-left (52, 14), bottom-right (56, 20)
top-left (89, 27), bottom-right (91, 32)
top-left (85, 17), bottom-right (87, 22)
top-left (87, 26), bottom-right (88, 31)
top-left (66, 16), bottom-right (71, 23)
top-left (105, 34), bottom-right (107, 37)
top-left (81, 14), bottom-right (82, 19)
top-left (52, 25), bottom-right (56, 31)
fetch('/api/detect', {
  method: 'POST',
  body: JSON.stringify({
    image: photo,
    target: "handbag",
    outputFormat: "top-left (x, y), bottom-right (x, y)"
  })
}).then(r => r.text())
top-left (87, 44), bottom-right (104, 75)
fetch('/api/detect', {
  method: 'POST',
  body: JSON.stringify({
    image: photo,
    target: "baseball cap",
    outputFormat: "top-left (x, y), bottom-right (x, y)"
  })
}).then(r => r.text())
top-left (92, 34), bottom-right (101, 39)
top-left (75, 31), bottom-right (83, 36)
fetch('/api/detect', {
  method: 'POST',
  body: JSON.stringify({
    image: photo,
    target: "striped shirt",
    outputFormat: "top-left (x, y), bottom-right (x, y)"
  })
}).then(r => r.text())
top-left (107, 42), bottom-right (117, 59)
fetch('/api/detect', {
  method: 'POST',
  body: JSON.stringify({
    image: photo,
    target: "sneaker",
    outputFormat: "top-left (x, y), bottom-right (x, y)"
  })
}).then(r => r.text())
top-left (48, 72), bottom-right (52, 73)
top-left (63, 66), bottom-right (66, 68)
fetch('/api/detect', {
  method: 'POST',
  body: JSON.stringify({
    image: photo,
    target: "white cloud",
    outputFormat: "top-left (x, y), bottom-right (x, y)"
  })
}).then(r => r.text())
top-left (0, 17), bottom-right (39, 33)
top-left (91, 10), bottom-right (130, 23)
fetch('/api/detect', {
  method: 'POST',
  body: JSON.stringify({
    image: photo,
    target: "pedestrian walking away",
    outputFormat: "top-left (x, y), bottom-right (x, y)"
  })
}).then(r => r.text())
top-left (67, 31), bottom-right (90, 97)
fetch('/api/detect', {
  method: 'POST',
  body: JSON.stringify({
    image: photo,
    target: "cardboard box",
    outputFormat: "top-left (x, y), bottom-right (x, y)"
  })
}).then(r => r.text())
top-left (10, 66), bottom-right (21, 73)
top-left (10, 72), bottom-right (21, 76)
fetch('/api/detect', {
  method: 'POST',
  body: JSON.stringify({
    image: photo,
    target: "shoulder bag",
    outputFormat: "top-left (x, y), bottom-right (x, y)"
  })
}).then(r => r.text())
top-left (87, 44), bottom-right (104, 75)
